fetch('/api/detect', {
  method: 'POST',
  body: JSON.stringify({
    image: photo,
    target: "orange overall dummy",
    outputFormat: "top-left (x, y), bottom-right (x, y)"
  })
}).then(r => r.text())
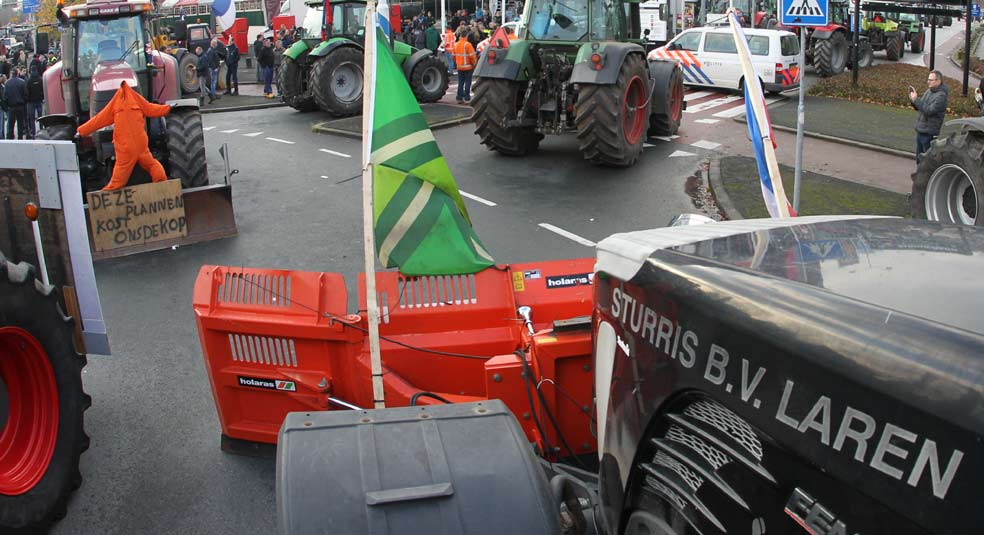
top-left (77, 81), bottom-right (172, 191)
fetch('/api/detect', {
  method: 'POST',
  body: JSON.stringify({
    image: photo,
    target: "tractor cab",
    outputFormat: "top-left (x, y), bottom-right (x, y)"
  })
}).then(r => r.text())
top-left (525, 0), bottom-right (638, 43)
top-left (297, 0), bottom-right (366, 43)
top-left (74, 13), bottom-right (151, 117)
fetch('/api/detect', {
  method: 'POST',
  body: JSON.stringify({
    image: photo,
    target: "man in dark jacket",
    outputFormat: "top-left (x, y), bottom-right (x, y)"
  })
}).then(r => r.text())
top-left (910, 69), bottom-right (948, 163)
top-left (207, 39), bottom-right (222, 99)
top-left (195, 46), bottom-right (216, 104)
top-left (26, 67), bottom-right (43, 138)
top-left (253, 34), bottom-right (264, 82)
top-left (258, 38), bottom-right (275, 98)
top-left (5, 67), bottom-right (29, 139)
top-left (224, 36), bottom-right (240, 95)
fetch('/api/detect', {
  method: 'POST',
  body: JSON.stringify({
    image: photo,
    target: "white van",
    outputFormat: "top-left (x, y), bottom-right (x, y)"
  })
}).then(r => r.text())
top-left (647, 26), bottom-right (800, 94)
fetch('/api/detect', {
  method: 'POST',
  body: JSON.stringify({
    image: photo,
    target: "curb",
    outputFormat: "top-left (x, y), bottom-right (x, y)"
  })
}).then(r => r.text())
top-left (732, 115), bottom-right (916, 159)
top-left (706, 157), bottom-right (743, 220)
top-left (947, 53), bottom-right (983, 81)
top-left (201, 102), bottom-right (286, 114)
top-left (312, 113), bottom-right (473, 138)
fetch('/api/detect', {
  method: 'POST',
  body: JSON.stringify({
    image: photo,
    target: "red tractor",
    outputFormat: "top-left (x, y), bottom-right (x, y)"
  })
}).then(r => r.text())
top-left (777, 0), bottom-right (873, 77)
top-left (39, 0), bottom-right (209, 193)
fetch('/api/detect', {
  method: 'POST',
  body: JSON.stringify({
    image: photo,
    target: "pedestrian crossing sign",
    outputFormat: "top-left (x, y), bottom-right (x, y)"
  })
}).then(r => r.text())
top-left (779, 0), bottom-right (829, 26)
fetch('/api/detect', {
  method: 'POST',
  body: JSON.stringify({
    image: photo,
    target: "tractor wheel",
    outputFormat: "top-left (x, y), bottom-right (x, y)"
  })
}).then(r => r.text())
top-left (165, 106), bottom-right (209, 188)
top-left (178, 52), bottom-right (199, 95)
top-left (911, 130), bottom-right (984, 226)
top-left (576, 53), bottom-right (650, 167)
top-left (625, 398), bottom-right (767, 535)
top-left (648, 61), bottom-right (684, 137)
top-left (279, 56), bottom-right (317, 112)
top-left (911, 30), bottom-right (925, 53)
top-left (885, 34), bottom-right (901, 60)
top-left (0, 252), bottom-right (89, 533)
top-left (409, 54), bottom-right (450, 103)
top-left (471, 77), bottom-right (542, 156)
top-left (813, 31), bottom-right (848, 77)
top-left (310, 47), bottom-right (364, 117)
top-left (855, 41), bottom-right (874, 68)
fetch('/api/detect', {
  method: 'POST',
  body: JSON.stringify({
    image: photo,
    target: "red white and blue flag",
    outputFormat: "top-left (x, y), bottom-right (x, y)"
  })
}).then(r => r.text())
top-left (728, 12), bottom-right (795, 218)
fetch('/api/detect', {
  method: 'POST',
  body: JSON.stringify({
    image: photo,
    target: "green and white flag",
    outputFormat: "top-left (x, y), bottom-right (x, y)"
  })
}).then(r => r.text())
top-left (365, 27), bottom-right (494, 276)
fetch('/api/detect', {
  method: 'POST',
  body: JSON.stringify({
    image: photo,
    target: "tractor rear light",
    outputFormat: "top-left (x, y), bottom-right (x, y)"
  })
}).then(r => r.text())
top-left (776, 63), bottom-right (783, 69)
top-left (591, 53), bottom-right (603, 71)
top-left (23, 203), bottom-right (38, 222)
top-left (488, 50), bottom-right (496, 64)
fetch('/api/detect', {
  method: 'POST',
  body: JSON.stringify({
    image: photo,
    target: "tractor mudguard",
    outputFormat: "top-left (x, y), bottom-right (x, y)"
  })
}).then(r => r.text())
top-left (165, 97), bottom-right (200, 111)
top-left (284, 39), bottom-right (311, 60)
top-left (570, 42), bottom-right (646, 85)
top-left (474, 39), bottom-right (534, 81)
top-left (401, 48), bottom-right (437, 80)
top-left (38, 114), bottom-right (76, 130)
top-left (811, 29), bottom-right (833, 40)
top-left (944, 117), bottom-right (984, 134)
top-left (309, 37), bottom-right (362, 58)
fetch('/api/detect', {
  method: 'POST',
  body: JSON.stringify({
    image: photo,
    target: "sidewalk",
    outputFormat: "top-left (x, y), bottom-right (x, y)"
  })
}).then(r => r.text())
top-left (197, 81), bottom-right (285, 114)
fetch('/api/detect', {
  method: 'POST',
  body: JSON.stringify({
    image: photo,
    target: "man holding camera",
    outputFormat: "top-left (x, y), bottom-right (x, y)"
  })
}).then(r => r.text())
top-left (909, 70), bottom-right (948, 164)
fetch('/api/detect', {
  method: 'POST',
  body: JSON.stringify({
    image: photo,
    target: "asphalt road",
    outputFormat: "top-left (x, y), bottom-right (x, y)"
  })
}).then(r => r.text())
top-left (52, 106), bottom-right (708, 534)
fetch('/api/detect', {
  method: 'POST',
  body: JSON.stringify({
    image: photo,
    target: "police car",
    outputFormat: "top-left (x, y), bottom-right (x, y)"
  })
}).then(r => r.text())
top-left (648, 26), bottom-right (800, 94)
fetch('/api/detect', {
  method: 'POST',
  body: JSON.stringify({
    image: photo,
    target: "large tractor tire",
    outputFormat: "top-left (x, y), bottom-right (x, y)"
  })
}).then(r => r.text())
top-left (813, 31), bottom-right (849, 77)
top-left (648, 61), bottom-right (684, 137)
top-left (624, 399), bottom-right (768, 535)
top-left (409, 54), bottom-right (450, 103)
top-left (885, 34), bottom-right (901, 60)
top-left (280, 57), bottom-right (317, 112)
top-left (166, 106), bottom-right (209, 188)
top-left (471, 77), bottom-right (542, 156)
top-left (911, 129), bottom-right (984, 226)
top-left (310, 47), bottom-right (365, 117)
top-left (852, 41), bottom-right (875, 69)
top-left (0, 252), bottom-right (90, 533)
top-left (178, 52), bottom-right (199, 94)
top-left (576, 53), bottom-right (650, 167)
top-left (911, 30), bottom-right (925, 53)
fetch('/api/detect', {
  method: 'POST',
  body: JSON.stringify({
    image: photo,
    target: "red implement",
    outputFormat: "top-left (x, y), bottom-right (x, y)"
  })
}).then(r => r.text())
top-left (193, 259), bottom-right (597, 458)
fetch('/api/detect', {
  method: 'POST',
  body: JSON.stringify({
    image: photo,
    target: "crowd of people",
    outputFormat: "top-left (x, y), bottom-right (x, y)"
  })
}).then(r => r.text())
top-left (0, 51), bottom-right (58, 140)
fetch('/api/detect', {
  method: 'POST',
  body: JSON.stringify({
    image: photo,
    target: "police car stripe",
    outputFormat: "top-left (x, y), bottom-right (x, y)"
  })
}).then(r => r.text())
top-left (691, 65), bottom-right (715, 85)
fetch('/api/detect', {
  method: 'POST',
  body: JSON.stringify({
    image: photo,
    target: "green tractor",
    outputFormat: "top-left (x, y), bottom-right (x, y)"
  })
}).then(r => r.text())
top-left (895, 12), bottom-right (927, 53)
top-left (472, 0), bottom-right (685, 167)
top-left (279, 0), bottom-right (449, 115)
top-left (862, 11), bottom-right (907, 61)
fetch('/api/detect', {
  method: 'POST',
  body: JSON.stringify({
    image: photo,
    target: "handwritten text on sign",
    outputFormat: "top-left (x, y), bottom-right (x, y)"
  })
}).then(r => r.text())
top-left (87, 180), bottom-right (187, 251)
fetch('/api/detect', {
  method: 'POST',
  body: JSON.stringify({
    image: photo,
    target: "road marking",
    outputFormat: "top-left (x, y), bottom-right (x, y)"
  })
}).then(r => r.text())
top-left (266, 137), bottom-right (295, 144)
top-left (684, 95), bottom-right (743, 114)
top-left (538, 223), bottom-right (596, 247)
top-left (459, 190), bottom-right (497, 206)
top-left (691, 140), bottom-right (721, 150)
top-left (650, 135), bottom-right (680, 142)
top-left (684, 90), bottom-right (715, 101)
top-left (243, 131), bottom-right (264, 137)
top-left (643, 142), bottom-right (657, 148)
top-left (203, 126), bottom-right (216, 131)
top-left (321, 175), bottom-right (329, 179)
top-left (319, 148), bottom-right (351, 158)
top-left (220, 128), bottom-right (240, 133)
top-left (669, 150), bottom-right (697, 157)
top-left (694, 118), bottom-right (720, 124)
top-left (711, 97), bottom-right (779, 118)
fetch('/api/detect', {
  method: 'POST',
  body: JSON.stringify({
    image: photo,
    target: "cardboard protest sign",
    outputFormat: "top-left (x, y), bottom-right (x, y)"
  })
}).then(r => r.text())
top-left (86, 180), bottom-right (187, 252)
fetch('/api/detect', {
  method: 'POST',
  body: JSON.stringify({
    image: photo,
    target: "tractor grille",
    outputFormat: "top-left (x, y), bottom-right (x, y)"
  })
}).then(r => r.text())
top-left (228, 334), bottom-right (298, 367)
top-left (217, 272), bottom-right (291, 307)
top-left (653, 451), bottom-right (703, 491)
top-left (667, 425), bottom-right (730, 470)
top-left (397, 274), bottom-right (478, 308)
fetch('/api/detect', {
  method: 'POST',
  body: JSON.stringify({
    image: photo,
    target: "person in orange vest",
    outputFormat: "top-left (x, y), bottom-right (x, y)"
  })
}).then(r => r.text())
top-left (439, 26), bottom-right (456, 75)
top-left (77, 81), bottom-right (172, 190)
top-left (452, 29), bottom-right (477, 104)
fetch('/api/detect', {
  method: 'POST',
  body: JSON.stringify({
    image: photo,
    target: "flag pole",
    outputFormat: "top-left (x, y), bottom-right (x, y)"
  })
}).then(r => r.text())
top-left (361, 0), bottom-right (386, 409)
top-left (727, 10), bottom-right (791, 218)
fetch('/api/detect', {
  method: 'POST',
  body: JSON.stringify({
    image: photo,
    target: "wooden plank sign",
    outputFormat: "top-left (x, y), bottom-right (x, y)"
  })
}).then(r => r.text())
top-left (86, 180), bottom-right (188, 252)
